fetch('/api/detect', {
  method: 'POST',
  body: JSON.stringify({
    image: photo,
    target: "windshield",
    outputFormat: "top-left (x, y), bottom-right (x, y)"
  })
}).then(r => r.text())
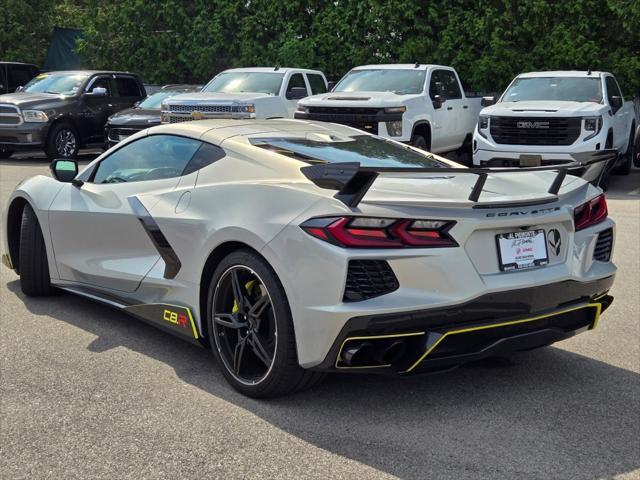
top-left (203, 72), bottom-right (284, 95)
top-left (251, 135), bottom-right (446, 168)
top-left (23, 73), bottom-right (89, 95)
top-left (139, 91), bottom-right (187, 109)
top-left (502, 77), bottom-right (603, 103)
top-left (334, 69), bottom-right (426, 95)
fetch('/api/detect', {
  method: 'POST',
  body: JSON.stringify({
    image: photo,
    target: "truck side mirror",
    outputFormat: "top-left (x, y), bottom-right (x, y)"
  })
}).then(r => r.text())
top-left (50, 159), bottom-right (78, 183)
top-left (15, 86), bottom-right (24, 92)
top-left (609, 96), bottom-right (622, 113)
top-left (481, 96), bottom-right (496, 107)
top-left (86, 87), bottom-right (107, 97)
top-left (432, 94), bottom-right (446, 109)
top-left (327, 81), bottom-right (337, 92)
top-left (287, 86), bottom-right (308, 100)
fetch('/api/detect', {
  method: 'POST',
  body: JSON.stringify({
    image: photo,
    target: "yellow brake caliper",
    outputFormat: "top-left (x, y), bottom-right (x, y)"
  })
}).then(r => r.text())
top-left (232, 280), bottom-right (256, 314)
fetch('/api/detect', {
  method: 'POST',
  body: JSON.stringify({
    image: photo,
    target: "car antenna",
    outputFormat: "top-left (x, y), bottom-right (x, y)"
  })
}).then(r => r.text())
top-left (414, 61), bottom-right (420, 68)
top-left (274, 65), bottom-right (280, 71)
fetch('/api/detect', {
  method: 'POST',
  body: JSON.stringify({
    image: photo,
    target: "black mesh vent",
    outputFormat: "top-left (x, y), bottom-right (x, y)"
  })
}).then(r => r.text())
top-left (593, 228), bottom-right (613, 262)
top-left (344, 260), bottom-right (399, 302)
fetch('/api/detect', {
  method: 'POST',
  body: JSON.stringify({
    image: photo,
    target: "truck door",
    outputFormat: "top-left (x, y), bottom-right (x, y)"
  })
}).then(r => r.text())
top-left (604, 75), bottom-right (629, 150)
top-left (428, 70), bottom-right (456, 152)
top-left (113, 75), bottom-right (146, 112)
top-left (82, 75), bottom-right (117, 143)
top-left (284, 73), bottom-right (310, 117)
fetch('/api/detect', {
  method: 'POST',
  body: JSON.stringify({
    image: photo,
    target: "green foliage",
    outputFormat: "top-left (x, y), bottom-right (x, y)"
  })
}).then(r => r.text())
top-left (2, 0), bottom-right (638, 95)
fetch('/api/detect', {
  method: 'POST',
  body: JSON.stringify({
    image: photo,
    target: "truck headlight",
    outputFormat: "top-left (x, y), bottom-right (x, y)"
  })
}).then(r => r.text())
top-left (384, 106), bottom-right (406, 113)
top-left (385, 121), bottom-right (403, 136)
top-left (238, 104), bottom-right (255, 114)
top-left (22, 110), bottom-right (49, 122)
top-left (583, 116), bottom-right (602, 141)
top-left (296, 105), bottom-right (309, 114)
top-left (160, 112), bottom-right (170, 123)
top-left (477, 115), bottom-right (489, 139)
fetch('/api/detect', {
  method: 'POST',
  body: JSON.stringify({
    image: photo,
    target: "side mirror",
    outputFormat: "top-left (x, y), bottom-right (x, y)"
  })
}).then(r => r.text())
top-left (287, 86), bottom-right (308, 100)
top-left (86, 86), bottom-right (107, 97)
top-left (610, 95), bottom-right (622, 112)
top-left (15, 86), bottom-right (24, 92)
top-left (481, 96), bottom-right (496, 107)
top-left (133, 100), bottom-right (141, 107)
top-left (327, 81), bottom-right (337, 92)
top-left (432, 94), bottom-right (446, 109)
top-left (50, 159), bottom-right (78, 183)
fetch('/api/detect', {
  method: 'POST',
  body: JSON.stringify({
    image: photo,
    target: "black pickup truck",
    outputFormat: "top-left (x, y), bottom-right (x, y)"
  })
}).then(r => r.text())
top-left (0, 70), bottom-right (145, 160)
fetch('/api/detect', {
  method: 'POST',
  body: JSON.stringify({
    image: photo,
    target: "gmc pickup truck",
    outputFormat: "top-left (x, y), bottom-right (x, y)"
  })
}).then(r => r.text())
top-left (0, 70), bottom-right (145, 160)
top-left (295, 64), bottom-right (482, 155)
top-left (161, 67), bottom-right (328, 123)
top-left (474, 71), bottom-right (636, 175)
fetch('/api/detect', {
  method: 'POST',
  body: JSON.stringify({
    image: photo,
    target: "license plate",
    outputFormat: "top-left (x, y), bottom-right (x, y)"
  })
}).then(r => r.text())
top-left (496, 229), bottom-right (549, 271)
top-left (519, 154), bottom-right (541, 167)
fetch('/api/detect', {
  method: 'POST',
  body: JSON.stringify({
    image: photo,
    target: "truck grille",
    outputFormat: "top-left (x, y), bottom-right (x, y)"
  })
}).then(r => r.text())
top-left (169, 104), bottom-right (233, 114)
top-left (306, 106), bottom-right (384, 124)
top-left (490, 116), bottom-right (581, 145)
top-left (108, 127), bottom-right (142, 142)
top-left (0, 104), bottom-right (22, 126)
top-left (593, 228), bottom-right (613, 262)
top-left (343, 260), bottom-right (399, 302)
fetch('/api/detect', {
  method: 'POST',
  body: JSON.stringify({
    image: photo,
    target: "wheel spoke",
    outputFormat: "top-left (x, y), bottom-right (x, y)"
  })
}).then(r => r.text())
top-left (230, 269), bottom-right (246, 312)
top-left (247, 294), bottom-right (270, 328)
top-left (233, 337), bottom-right (248, 374)
top-left (248, 331), bottom-right (272, 367)
top-left (214, 313), bottom-right (247, 329)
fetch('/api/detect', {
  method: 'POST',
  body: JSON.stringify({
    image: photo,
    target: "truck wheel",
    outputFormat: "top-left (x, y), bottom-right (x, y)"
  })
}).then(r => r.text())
top-left (410, 134), bottom-right (428, 150)
top-left (206, 249), bottom-right (324, 398)
top-left (634, 125), bottom-right (640, 168)
top-left (19, 204), bottom-right (56, 297)
top-left (46, 123), bottom-right (79, 160)
top-left (614, 126), bottom-right (634, 176)
top-left (0, 148), bottom-right (13, 159)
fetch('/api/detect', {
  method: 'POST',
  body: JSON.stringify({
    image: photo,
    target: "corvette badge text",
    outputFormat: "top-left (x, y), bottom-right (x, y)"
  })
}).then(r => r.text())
top-left (486, 206), bottom-right (561, 217)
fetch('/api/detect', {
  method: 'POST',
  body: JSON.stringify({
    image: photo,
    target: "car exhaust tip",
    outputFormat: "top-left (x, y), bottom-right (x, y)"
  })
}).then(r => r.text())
top-left (342, 342), bottom-right (374, 367)
top-left (376, 340), bottom-right (407, 364)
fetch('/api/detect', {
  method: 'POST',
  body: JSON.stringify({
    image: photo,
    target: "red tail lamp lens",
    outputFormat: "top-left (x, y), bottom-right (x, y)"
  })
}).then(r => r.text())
top-left (574, 194), bottom-right (607, 231)
top-left (301, 217), bottom-right (457, 248)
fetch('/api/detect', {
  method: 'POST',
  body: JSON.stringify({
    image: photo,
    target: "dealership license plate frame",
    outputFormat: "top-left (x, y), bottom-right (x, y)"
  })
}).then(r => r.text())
top-left (496, 229), bottom-right (549, 271)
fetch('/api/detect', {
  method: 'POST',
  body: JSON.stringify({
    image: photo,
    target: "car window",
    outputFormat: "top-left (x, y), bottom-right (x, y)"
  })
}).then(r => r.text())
top-left (307, 74), bottom-right (327, 94)
top-left (23, 73), bottom-right (89, 95)
top-left (334, 69), bottom-right (426, 95)
top-left (92, 135), bottom-right (202, 184)
top-left (115, 76), bottom-right (142, 97)
top-left (286, 73), bottom-right (308, 98)
top-left (502, 77), bottom-right (603, 103)
top-left (429, 70), bottom-right (461, 100)
top-left (7, 65), bottom-right (36, 90)
top-left (203, 72), bottom-right (284, 95)
top-left (87, 76), bottom-right (113, 96)
top-left (605, 76), bottom-right (622, 103)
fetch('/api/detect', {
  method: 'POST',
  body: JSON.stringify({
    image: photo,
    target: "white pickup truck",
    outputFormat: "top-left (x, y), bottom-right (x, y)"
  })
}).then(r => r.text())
top-left (295, 64), bottom-right (483, 155)
top-left (161, 67), bottom-right (328, 123)
top-left (474, 71), bottom-right (636, 175)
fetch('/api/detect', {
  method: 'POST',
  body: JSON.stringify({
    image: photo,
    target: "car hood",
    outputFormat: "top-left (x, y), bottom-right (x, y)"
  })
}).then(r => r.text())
top-left (165, 92), bottom-right (273, 105)
top-left (482, 100), bottom-right (606, 117)
top-left (108, 107), bottom-right (160, 126)
top-left (299, 91), bottom-right (418, 108)
top-left (0, 91), bottom-right (72, 109)
top-left (363, 170), bottom-right (584, 207)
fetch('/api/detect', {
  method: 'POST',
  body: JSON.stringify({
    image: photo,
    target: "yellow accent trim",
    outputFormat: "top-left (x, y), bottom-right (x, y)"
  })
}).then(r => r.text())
top-left (335, 331), bottom-right (425, 369)
top-left (593, 292), bottom-right (609, 301)
top-left (1, 253), bottom-right (14, 270)
top-left (404, 303), bottom-right (602, 373)
top-left (163, 303), bottom-right (199, 340)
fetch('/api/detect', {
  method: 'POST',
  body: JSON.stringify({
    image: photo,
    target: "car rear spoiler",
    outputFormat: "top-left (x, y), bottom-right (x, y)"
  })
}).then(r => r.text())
top-left (300, 150), bottom-right (617, 208)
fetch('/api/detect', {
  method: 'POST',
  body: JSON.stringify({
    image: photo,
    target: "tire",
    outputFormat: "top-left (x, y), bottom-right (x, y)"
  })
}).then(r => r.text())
top-left (614, 126), bottom-right (634, 176)
top-left (0, 148), bottom-right (13, 159)
top-left (206, 249), bottom-right (324, 398)
top-left (18, 204), bottom-right (56, 296)
top-left (410, 133), bottom-right (428, 150)
top-left (634, 125), bottom-right (640, 168)
top-left (45, 122), bottom-right (79, 160)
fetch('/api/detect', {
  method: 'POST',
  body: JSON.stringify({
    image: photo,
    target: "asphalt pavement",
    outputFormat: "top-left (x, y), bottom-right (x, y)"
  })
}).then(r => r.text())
top-left (1, 150), bottom-right (639, 479)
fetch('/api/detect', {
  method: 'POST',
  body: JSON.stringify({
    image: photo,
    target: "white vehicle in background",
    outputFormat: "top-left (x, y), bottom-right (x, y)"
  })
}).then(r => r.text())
top-left (474, 71), bottom-right (636, 175)
top-left (295, 64), bottom-right (483, 156)
top-left (161, 67), bottom-right (328, 123)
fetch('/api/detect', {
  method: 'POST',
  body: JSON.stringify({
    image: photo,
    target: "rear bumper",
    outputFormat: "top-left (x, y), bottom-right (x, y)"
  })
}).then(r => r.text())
top-left (312, 276), bottom-right (614, 373)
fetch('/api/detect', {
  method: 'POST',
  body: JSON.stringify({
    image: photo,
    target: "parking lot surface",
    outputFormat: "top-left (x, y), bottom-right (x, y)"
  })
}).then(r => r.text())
top-left (1, 151), bottom-right (639, 480)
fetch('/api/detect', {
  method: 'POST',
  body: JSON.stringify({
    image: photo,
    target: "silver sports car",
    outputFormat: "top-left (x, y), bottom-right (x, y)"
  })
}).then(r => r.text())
top-left (2, 119), bottom-right (616, 397)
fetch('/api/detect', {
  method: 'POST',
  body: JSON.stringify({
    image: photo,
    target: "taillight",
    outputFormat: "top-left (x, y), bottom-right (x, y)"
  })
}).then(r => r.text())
top-left (300, 216), bottom-right (458, 248)
top-left (574, 194), bottom-right (607, 231)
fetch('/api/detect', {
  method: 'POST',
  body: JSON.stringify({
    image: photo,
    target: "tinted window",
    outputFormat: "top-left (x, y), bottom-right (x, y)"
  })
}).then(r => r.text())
top-left (204, 72), bottom-right (284, 95)
top-left (92, 135), bottom-right (202, 184)
top-left (502, 77), bottom-right (603, 103)
top-left (23, 73), bottom-right (89, 95)
top-left (429, 70), bottom-right (461, 100)
top-left (334, 69), bottom-right (426, 95)
top-left (307, 74), bottom-right (327, 94)
top-left (7, 65), bottom-right (36, 90)
top-left (286, 73), bottom-right (308, 98)
top-left (251, 135), bottom-right (447, 168)
top-left (182, 142), bottom-right (226, 175)
top-left (88, 76), bottom-right (113, 96)
top-left (605, 76), bottom-right (622, 103)
top-left (115, 77), bottom-right (142, 97)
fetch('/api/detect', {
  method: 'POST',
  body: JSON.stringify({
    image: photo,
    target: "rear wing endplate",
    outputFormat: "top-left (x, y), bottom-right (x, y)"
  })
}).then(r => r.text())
top-left (300, 150), bottom-right (617, 208)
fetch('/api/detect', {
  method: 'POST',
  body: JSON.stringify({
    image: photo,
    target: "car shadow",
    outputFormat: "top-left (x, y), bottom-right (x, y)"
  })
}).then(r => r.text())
top-left (5, 279), bottom-right (639, 479)
top-left (605, 170), bottom-right (640, 200)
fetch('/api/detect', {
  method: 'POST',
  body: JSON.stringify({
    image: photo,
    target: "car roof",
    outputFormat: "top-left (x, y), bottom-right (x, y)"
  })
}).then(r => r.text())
top-left (38, 70), bottom-right (139, 76)
top-left (221, 67), bottom-right (324, 75)
top-left (0, 61), bottom-right (38, 67)
top-left (351, 64), bottom-right (450, 71)
top-left (518, 71), bottom-right (608, 78)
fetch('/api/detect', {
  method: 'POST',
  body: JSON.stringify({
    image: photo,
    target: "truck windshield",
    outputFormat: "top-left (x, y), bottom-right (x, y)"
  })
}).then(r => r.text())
top-left (334, 69), bottom-right (426, 95)
top-left (139, 91), bottom-right (188, 109)
top-left (203, 72), bottom-right (284, 95)
top-left (502, 77), bottom-right (603, 103)
top-left (23, 73), bottom-right (89, 95)
top-left (250, 135), bottom-right (447, 168)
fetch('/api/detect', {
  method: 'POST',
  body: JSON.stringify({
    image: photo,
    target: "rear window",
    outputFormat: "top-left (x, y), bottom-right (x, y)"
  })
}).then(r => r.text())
top-left (250, 135), bottom-right (447, 168)
top-left (115, 77), bottom-right (142, 97)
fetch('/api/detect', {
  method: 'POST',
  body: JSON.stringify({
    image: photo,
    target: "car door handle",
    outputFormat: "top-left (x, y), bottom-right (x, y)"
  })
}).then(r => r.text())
top-left (447, 106), bottom-right (453, 111)
top-left (463, 105), bottom-right (468, 109)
